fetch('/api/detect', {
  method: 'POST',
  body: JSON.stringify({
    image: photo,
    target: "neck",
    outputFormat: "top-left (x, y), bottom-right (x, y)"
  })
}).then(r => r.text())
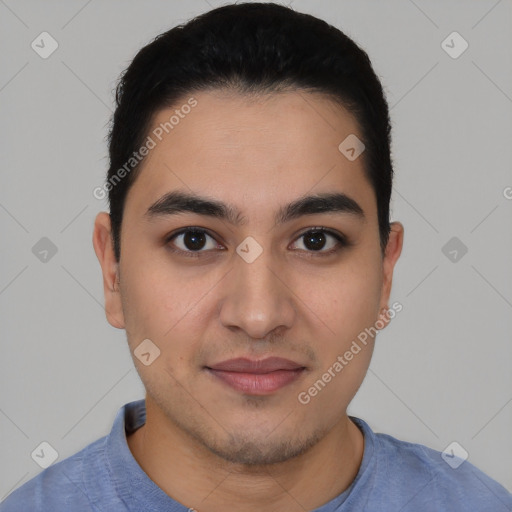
top-left (127, 397), bottom-right (364, 512)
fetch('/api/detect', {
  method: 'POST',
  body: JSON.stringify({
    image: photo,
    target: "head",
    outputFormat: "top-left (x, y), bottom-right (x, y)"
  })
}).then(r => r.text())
top-left (93, 2), bottom-right (403, 466)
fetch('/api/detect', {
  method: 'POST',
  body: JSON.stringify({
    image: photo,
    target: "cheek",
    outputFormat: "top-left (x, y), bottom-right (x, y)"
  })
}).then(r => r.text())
top-left (296, 263), bottom-right (381, 413)
top-left (298, 255), bottom-right (383, 342)
top-left (119, 253), bottom-right (212, 368)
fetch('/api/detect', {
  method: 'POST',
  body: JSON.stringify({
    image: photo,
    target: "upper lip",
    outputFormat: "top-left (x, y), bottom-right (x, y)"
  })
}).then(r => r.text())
top-left (206, 357), bottom-right (305, 373)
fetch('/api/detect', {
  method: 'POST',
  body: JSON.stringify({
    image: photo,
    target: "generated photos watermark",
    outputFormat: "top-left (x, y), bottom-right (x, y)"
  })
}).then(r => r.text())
top-left (93, 97), bottom-right (198, 200)
top-left (298, 301), bottom-right (403, 405)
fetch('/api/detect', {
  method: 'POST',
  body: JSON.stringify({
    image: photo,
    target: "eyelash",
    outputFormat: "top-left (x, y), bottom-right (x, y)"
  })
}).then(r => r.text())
top-left (165, 226), bottom-right (350, 259)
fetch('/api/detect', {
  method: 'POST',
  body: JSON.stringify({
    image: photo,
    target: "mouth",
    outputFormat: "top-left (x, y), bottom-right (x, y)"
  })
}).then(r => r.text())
top-left (205, 357), bottom-right (307, 395)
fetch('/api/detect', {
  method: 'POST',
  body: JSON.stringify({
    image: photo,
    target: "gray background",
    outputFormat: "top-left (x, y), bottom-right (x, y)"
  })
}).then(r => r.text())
top-left (1, 0), bottom-right (511, 501)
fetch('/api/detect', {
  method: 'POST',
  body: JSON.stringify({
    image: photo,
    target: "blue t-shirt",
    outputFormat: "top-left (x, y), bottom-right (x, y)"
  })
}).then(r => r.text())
top-left (1, 399), bottom-right (511, 511)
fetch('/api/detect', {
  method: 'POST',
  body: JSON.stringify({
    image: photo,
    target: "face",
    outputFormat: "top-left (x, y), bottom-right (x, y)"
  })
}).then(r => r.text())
top-left (94, 89), bottom-right (403, 466)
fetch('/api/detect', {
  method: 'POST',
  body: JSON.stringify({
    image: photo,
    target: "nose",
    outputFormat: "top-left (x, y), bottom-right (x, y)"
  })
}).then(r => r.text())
top-left (219, 246), bottom-right (296, 340)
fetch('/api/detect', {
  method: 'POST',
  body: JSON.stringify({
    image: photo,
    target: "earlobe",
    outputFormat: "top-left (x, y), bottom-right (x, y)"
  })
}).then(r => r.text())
top-left (376, 306), bottom-right (390, 330)
top-left (92, 212), bottom-right (125, 329)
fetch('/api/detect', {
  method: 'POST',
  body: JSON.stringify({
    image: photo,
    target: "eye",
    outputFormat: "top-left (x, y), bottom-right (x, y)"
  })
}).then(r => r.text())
top-left (166, 227), bottom-right (223, 257)
top-left (165, 226), bottom-right (349, 259)
top-left (290, 228), bottom-right (348, 256)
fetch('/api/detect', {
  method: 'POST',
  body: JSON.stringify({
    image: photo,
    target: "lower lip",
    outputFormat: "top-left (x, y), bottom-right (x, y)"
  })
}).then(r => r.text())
top-left (206, 368), bottom-right (305, 395)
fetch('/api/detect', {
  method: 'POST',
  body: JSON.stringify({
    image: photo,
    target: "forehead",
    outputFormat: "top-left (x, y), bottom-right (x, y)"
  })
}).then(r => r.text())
top-left (124, 89), bottom-right (376, 224)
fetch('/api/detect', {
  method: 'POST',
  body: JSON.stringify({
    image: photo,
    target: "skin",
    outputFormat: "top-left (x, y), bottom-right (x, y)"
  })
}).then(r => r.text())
top-left (93, 89), bottom-right (404, 512)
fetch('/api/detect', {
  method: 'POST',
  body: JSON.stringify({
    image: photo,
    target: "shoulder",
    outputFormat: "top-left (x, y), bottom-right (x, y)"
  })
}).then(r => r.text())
top-left (0, 436), bottom-right (108, 512)
top-left (371, 429), bottom-right (512, 511)
top-left (0, 400), bottom-right (145, 512)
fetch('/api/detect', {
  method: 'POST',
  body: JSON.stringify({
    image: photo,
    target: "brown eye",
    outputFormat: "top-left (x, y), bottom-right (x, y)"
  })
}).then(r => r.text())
top-left (291, 228), bottom-right (347, 255)
top-left (303, 230), bottom-right (328, 251)
top-left (166, 228), bottom-right (223, 257)
top-left (179, 230), bottom-right (208, 251)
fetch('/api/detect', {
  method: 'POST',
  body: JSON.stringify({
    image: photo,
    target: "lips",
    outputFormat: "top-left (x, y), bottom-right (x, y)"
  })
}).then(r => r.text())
top-left (205, 357), bottom-right (306, 394)
top-left (207, 357), bottom-right (304, 373)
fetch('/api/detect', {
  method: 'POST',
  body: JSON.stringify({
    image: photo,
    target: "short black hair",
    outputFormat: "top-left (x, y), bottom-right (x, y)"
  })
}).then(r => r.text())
top-left (106, 1), bottom-right (393, 262)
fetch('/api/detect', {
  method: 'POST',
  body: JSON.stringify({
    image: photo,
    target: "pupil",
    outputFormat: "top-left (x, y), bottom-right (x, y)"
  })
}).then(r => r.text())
top-left (184, 231), bottom-right (206, 251)
top-left (304, 231), bottom-right (325, 251)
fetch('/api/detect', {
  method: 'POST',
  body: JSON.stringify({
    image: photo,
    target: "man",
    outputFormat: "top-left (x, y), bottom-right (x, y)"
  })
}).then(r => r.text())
top-left (2, 2), bottom-right (511, 511)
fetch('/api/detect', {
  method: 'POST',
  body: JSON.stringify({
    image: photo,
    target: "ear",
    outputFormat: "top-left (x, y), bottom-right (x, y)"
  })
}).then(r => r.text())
top-left (377, 221), bottom-right (404, 329)
top-left (92, 212), bottom-right (125, 329)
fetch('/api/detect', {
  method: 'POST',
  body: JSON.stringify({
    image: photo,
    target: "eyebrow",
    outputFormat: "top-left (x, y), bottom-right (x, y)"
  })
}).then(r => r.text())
top-left (144, 190), bottom-right (365, 226)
